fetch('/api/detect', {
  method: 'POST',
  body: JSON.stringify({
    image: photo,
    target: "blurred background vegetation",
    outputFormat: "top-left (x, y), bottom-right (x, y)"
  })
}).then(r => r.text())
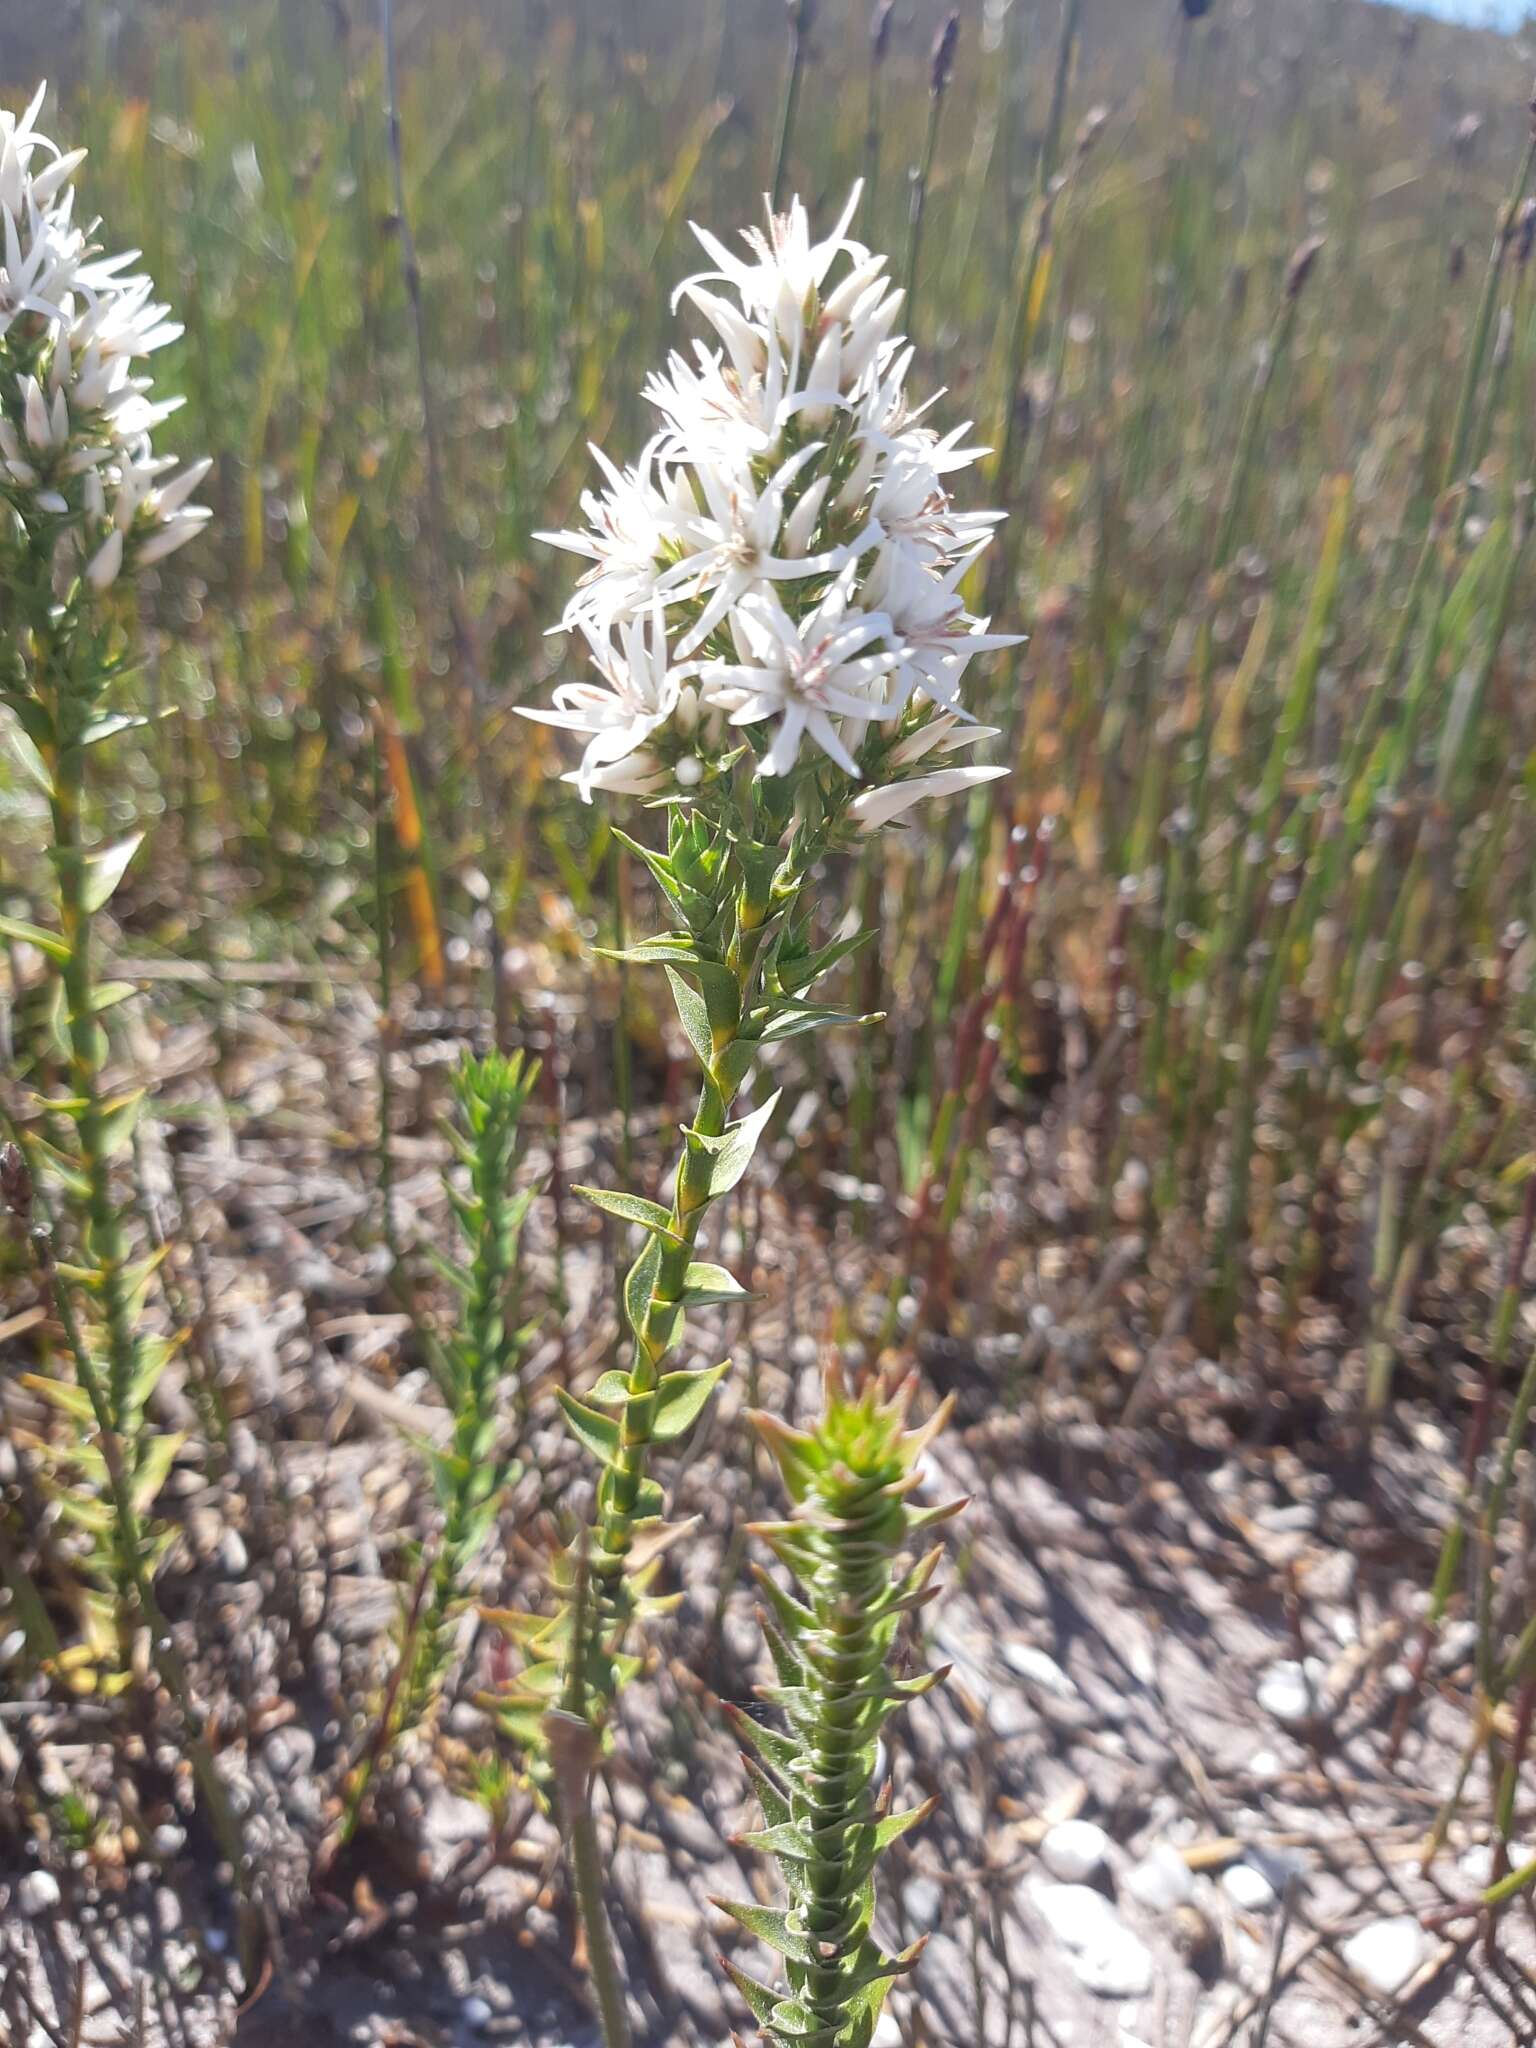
top-left (4, 0), bottom-right (1536, 1441)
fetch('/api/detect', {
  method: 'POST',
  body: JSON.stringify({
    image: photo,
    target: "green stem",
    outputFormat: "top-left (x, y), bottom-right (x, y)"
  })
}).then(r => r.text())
top-left (770, 2), bottom-right (809, 214)
top-left (561, 1757), bottom-right (632, 2048)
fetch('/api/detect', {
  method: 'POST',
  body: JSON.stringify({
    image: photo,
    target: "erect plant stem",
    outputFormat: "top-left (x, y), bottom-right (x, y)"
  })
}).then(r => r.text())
top-left (550, 1552), bottom-right (632, 2048)
top-left (558, 1742), bottom-right (632, 2048)
top-left (47, 762), bottom-right (137, 1439)
top-left (589, 857), bottom-right (794, 1614)
top-left (771, 2), bottom-right (812, 215)
top-left (14, 1132), bottom-right (257, 1977)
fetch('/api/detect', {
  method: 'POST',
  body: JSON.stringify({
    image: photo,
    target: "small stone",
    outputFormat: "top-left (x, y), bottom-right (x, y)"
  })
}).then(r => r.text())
top-left (902, 1876), bottom-right (944, 1933)
top-left (1040, 1820), bottom-right (1110, 1883)
top-left (1001, 1643), bottom-right (1078, 1698)
top-left (1032, 1883), bottom-right (1154, 1999)
top-left (218, 1530), bottom-right (249, 1576)
top-left (16, 1870), bottom-right (61, 1916)
top-left (461, 1994), bottom-right (494, 2030)
top-left (986, 1688), bottom-right (1033, 1740)
top-left (150, 1823), bottom-right (186, 1858)
top-left (261, 1725), bottom-right (316, 1780)
top-left (1457, 1842), bottom-right (1532, 1887)
top-left (153, 1887), bottom-right (183, 1935)
top-left (1256, 1658), bottom-right (1326, 1727)
top-left (1255, 1503), bottom-right (1315, 1534)
top-left (1222, 1863), bottom-right (1277, 1912)
top-left (1125, 1844), bottom-right (1193, 1912)
top-left (1340, 1915), bottom-right (1426, 1997)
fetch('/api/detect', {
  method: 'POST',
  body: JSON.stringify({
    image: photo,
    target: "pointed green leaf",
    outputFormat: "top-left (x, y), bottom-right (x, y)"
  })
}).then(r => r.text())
top-left (0, 914), bottom-right (69, 965)
top-left (651, 1359), bottom-right (730, 1441)
top-left (129, 1430), bottom-right (184, 1514)
top-left (555, 1389), bottom-right (621, 1468)
top-left (88, 981), bottom-right (138, 1014)
top-left (758, 1004), bottom-right (874, 1045)
top-left (596, 932), bottom-right (720, 968)
top-left (5, 721), bottom-right (55, 798)
top-left (80, 713), bottom-right (148, 747)
top-left (872, 1797), bottom-right (939, 1853)
top-left (665, 967), bottom-right (714, 1067)
top-left (680, 1262), bottom-right (753, 1308)
top-left (737, 1819), bottom-right (815, 1862)
top-left (20, 1374), bottom-right (97, 1425)
top-left (714, 1901), bottom-right (816, 1967)
top-left (572, 1185), bottom-right (684, 1244)
top-left (685, 1090), bottom-right (780, 1200)
top-left (720, 1959), bottom-right (785, 2029)
top-left (728, 1707), bottom-right (802, 1778)
top-left (778, 925), bottom-right (876, 995)
top-left (740, 1752), bottom-right (793, 1830)
top-left (624, 1231), bottom-right (665, 1342)
top-left (97, 1090), bottom-right (146, 1159)
top-left (80, 834), bottom-right (142, 915)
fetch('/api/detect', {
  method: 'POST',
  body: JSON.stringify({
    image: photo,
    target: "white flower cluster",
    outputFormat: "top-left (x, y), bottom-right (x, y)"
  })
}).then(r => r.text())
top-left (0, 86), bottom-right (209, 596)
top-left (523, 184), bottom-right (1017, 828)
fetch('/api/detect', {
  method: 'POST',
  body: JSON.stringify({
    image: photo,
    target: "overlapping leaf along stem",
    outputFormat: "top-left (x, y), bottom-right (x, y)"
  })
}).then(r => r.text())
top-left (718, 1373), bottom-right (961, 2047)
top-left (415, 1050), bottom-right (539, 1699)
top-left (14, 599), bottom-right (177, 1643)
top-left (331, 1050), bottom-right (539, 1858)
top-left (571, 782), bottom-right (835, 1696)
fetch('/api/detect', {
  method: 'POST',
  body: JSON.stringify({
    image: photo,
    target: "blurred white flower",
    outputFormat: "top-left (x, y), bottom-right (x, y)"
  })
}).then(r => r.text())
top-left (85, 526), bottom-right (122, 590)
top-left (0, 84), bottom-right (209, 593)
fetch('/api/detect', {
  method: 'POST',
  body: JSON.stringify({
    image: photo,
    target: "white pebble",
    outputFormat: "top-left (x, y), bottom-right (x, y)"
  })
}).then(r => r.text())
top-left (1256, 1658), bottom-right (1326, 1727)
top-left (1340, 1915), bottom-right (1426, 1997)
top-left (461, 1995), bottom-right (493, 2030)
top-left (16, 1870), bottom-right (61, 1916)
top-left (986, 1689), bottom-right (1033, 1741)
top-left (1457, 1841), bottom-right (1532, 1888)
top-left (902, 1875), bottom-right (944, 1932)
top-left (1041, 1820), bottom-right (1111, 1883)
top-left (1222, 1863), bottom-right (1278, 1912)
top-left (1001, 1642), bottom-right (1079, 1698)
top-left (1124, 1844), bottom-right (1193, 1912)
top-left (1032, 1882), bottom-right (1154, 1999)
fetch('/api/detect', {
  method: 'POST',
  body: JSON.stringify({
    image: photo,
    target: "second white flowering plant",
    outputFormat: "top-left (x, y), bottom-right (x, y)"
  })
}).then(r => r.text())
top-left (0, 84), bottom-right (253, 1953)
top-left (498, 182), bottom-right (1013, 2045)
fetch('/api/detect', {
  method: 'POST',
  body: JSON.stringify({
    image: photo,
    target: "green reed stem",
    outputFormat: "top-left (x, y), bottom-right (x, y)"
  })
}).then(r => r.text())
top-left (771, 1), bottom-right (813, 213)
